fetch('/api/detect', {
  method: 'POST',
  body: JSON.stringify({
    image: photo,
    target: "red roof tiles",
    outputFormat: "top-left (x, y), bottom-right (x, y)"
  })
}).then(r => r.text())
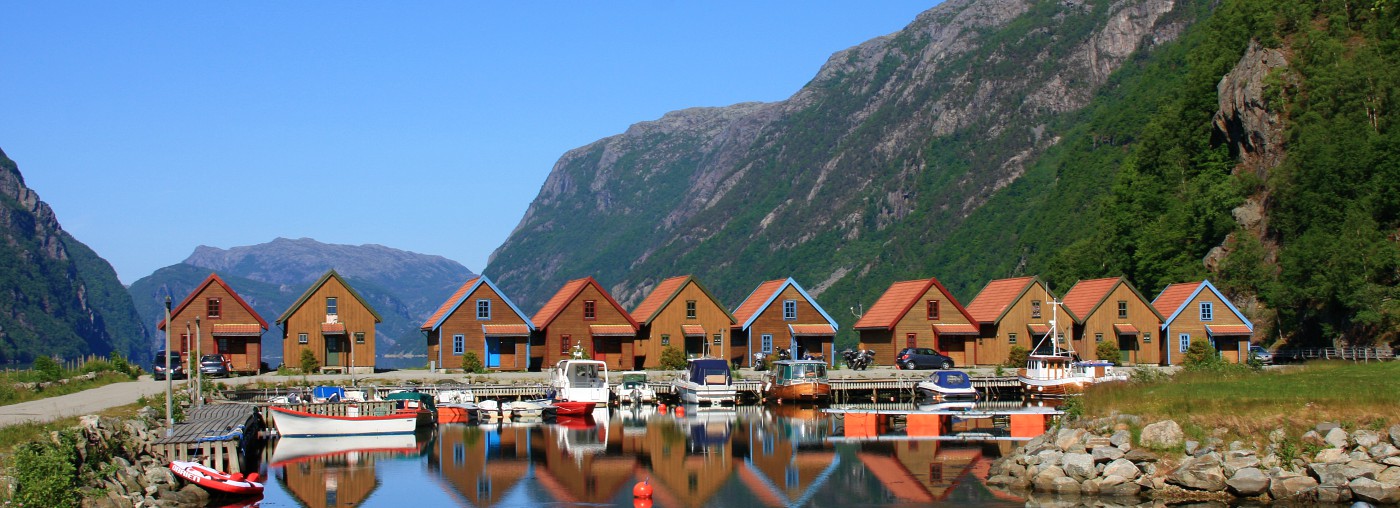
top-left (321, 323), bottom-right (346, 334)
top-left (157, 273), bottom-right (269, 331)
top-left (482, 324), bottom-right (530, 336)
top-left (964, 277), bottom-right (1037, 324)
top-left (630, 275), bottom-right (690, 324)
top-left (531, 277), bottom-right (638, 329)
top-left (732, 279), bottom-right (787, 325)
top-left (854, 280), bottom-right (934, 329)
top-left (589, 324), bottom-right (636, 336)
top-left (1062, 277), bottom-right (1122, 321)
top-left (1112, 323), bottom-right (1140, 335)
top-left (681, 324), bottom-right (706, 336)
top-left (1207, 324), bottom-right (1253, 336)
top-left (210, 323), bottom-right (263, 336)
top-left (422, 277), bottom-right (479, 330)
top-left (932, 323), bottom-right (979, 335)
top-left (789, 324), bottom-right (836, 336)
top-left (1152, 282), bottom-right (1200, 318)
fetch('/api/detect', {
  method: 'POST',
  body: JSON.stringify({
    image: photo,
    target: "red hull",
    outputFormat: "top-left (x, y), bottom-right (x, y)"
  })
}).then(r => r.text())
top-left (552, 401), bottom-right (594, 417)
top-left (170, 460), bottom-right (264, 496)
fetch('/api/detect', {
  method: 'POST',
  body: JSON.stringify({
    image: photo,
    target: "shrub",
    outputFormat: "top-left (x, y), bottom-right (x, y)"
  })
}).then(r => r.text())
top-left (299, 349), bottom-right (320, 375)
top-left (12, 431), bottom-right (78, 508)
top-left (461, 352), bottom-right (486, 374)
top-left (1095, 340), bottom-right (1121, 363)
top-left (33, 356), bottom-right (62, 382)
top-left (659, 347), bottom-right (687, 370)
top-left (1182, 338), bottom-right (1219, 367)
top-left (1004, 346), bottom-right (1030, 368)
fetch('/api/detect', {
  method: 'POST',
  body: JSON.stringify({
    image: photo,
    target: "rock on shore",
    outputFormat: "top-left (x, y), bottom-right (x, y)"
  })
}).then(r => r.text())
top-left (987, 418), bottom-right (1400, 504)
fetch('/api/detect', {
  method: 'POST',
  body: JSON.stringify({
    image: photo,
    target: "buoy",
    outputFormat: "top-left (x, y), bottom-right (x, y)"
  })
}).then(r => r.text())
top-left (633, 480), bottom-right (654, 498)
top-left (633, 499), bottom-right (653, 508)
top-left (674, 406), bottom-right (685, 417)
top-left (657, 403), bottom-right (667, 413)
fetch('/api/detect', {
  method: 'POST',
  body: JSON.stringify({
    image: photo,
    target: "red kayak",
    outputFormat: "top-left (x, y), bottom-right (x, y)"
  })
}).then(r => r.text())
top-left (551, 400), bottom-right (595, 418)
top-left (170, 460), bottom-right (264, 496)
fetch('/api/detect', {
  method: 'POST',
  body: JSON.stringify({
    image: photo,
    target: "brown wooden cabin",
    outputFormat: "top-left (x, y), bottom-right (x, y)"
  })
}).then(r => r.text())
top-left (430, 424), bottom-right (530, 506)
top-left (1061, 276), bottom-right (1165, 365)
top-left (422, 276), bottom-right (534, 372)
top-left (854, 277), bottom-right (979, 367)
top-left (529, 277), bottom-right (639, 371)
top-left (1152, 280), bottom-right (1255, 365)
top-left (156, 273), bottom-right (268, 374)
top-left (964, 276), bottom-right (1056, 366)
top-left (630, 275), bottom-right (736, 369)
top-left (276, 270), bottom-right (382, 374)
top-left (731, 278), bottom-right (839, 367)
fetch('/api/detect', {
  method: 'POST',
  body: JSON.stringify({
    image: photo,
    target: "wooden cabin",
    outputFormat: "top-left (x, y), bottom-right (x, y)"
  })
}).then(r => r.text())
top-left (1153, 280), bottom-right (1255, 364)
top-left (854, 277), bottom-right (979, 366)
top-left (530, 277), bottom-right (639, 371)
top-left (276, 270), bottom-right (382, 374)
top-left (964, 276), bottom-right (1056, 366)
top-left (732, 278), bottom-right (839, 367)
top-left (422, 276), bottom-right (534, 372)
top-left (630, 275), bottom-right (736, 369)
top-left (1061, 276), bottom-right (1165, 365)
top-left (156, 273), bottom-right (268, 374)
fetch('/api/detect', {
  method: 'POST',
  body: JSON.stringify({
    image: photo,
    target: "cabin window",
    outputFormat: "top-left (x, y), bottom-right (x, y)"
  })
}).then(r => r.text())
top-left (1117, 300), bottom-right (1128, 319)
top-left (326, 297), bottom-right (338, 316)
top-left (906, 333), bottom-right (917, 349)
top-left (477, 476), bottom-right (490, 497)
top-left (1008, 332), bottom-right (1017, 344)
top-left (561, 335), bottom-right (572, 354)
top-left (453, 443), bottom-right (465, 465)
top-left (1179, 333), bottom-right (1190, 353)
top-left (298, 333), bottom-right (308, 344)
top-left (927, 300), bottom-right (940, 320)
top-left (355, 332), bottom-right (365, 344)
top-left (452, 335), bottom-right (464, 355)
top-left (783, 300), bottom-right (797, 320)
top-left (206, 298), bottom-right (221, 319)
top-left (713, 333), bottom-right (722, 346)
top-left (217, 338), bottom-right (228, 354)
top-left (660, 334), bottom-right (669, 346)
top-left (1200, 302), bottom-right (1213, 321)
top-left (686, 300), bottom-right (697, 319)
top-left (583, 300), bottom-right (596, 320)
top-left (1031, 300), bottom-right (1042, 319)
top-left (477, 299), bottom-right (491, 320)
top-left (761, 334), bottom-right (773, 353)
top-left (1142, 332), bottom-right (1151, 343)
top-left (786, 465), bottom-right (799, 488)
top-left (1095, 333), bottom-right (1104, 343)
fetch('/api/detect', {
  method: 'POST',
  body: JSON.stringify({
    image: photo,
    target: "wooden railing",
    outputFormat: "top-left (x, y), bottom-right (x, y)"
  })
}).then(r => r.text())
top-left (1273, 347), bottom-right (1396, 362)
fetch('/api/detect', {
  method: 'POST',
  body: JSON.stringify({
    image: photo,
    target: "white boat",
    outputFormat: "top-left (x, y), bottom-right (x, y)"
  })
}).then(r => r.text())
top-left (1018, 299), bottom-right (1127, 397)
top-left (613, 371), bottom-right (657, 404)
top-left (269, 433), bottom-right (419, 465)
top-left (914, 370), bottom-right (979, 401)
top-left (269, 405), bottom-right (417, 437)
top-left (550, 359), bottom-right (610, 406)
top-left (507, 399), bottom-right (551, 420)
top-left (671, 358), bottom-right (736, 406)
top-left (477, 399), bottom-right (511, 423)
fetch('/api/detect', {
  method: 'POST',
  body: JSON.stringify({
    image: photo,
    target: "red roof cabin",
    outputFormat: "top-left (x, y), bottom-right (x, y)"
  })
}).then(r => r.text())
top-left (1152, 280), bottom-right (1254, 365)
top-left (422, 275), bottom-right (535, 372)
top-left (276, 270), bottom-right (382, 374)
top-left (630, 275), bottom-right (736, 369)
top-left (156, 273), bottom-right (268, 374)
top-left (963, 276), bottom-right (1056, 366)
top-left (1061, 276), bottom-right (1164, 365)
top-left (731, 278), bottom-right (839, 366)
top-left (853, 277), bottom-right (979, 367)
top-left (530, 277), bottom-right (639, 371)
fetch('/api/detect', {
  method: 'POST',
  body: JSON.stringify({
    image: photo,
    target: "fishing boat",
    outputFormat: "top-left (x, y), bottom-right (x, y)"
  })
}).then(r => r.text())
top-left (613, 371), bottom-right (657, 404)
top-left (671, 358), bottom-right (737, 406)
top-left (169, 460), bottom-right (264, 496)
top-left (761, 359), bottom-right (831, 404)
top-left (268, 406), bottom-right (418, 437)
top-left (384, 391), bottom-right (437, 427)
top-left (435, 389), bottom-right (477, 424)
top-left (914, 370), bottom-right (979, 401)
top-left (1018, 299), bottom-right (1127, 396)
top-left (550, 359), bottom-right (610, 406)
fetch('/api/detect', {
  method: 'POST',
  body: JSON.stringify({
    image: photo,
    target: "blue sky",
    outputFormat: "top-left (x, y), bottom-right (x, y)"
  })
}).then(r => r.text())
top-left (1, 2), bottom-right (935, 284)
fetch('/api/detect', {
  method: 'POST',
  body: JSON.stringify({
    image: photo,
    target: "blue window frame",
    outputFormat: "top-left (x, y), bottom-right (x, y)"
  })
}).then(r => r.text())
top-left (761, 334), bottom-right (773, 353)
top-left (1199, 301), bottom-right (1213, 321)
top-left (782, 300), bottom-right (797, 320)
top-left (477, 299), bottom-right (491, 320)
top-left (1179, 333), bottom-right (1190, 353)
top-left (452, 334), bottom-right (464, 355)
top-left (326, 297), bottom-right (338, 315)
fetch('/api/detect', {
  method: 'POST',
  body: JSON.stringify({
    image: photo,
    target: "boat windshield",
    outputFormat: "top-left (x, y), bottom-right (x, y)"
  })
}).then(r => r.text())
top-left (791, 362), bottom-right (827, 380)
top-left (567, 363), bottom-right (604, 387)
top-left (688, 359), bottom-right (731, 385)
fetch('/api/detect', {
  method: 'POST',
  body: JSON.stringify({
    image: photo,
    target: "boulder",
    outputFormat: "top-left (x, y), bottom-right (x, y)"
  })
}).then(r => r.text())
top-left (1124, 449), bottom-right (1158, 463)
top-left (1092, 446), bottom-right (1125, 463)
top-left (1140, 420), bottom-right (1184, 449)
top-left (1185, 440), bottom-right (1200, 455)
top-left (1037, 449), bottom-right (1064, 466)
top-left (1268, 471), bottom-right (1319, 501)
top-left (1268, 428), bottom-right (1287, 444)
top-left (1350, 477), bottom-right (1400, 504)
top-left (1345, 459), bottom-right (1389, 480)
top-left (1085, 436), bottom-right (1112, 450)
top-left (1385, 456), bottom-right (1400, 467)
top-left (1390, 424), bottom-right (1400, 446)
top-left (1062, 453), bottom-right (1096, 481)
top-left (143, 466), bottom-right (175, 487)
top-left (1168, 454), bottom-right (1228, 491)
top-left (1356, 429), bottom-right (1384, 448)
top-left (1224, 453), bottom-right (1261, 477)
top-left (1049, 476), bottom-right (1082, 495)
top-left (1316, 421), bottom-right (1341, 433)
top-left (1380, 466), bottom-right (1400, 485)
top-left (1301, 430), bottom-right (1326, 447)
top-left (1110, 429), bottom-right (1132, 448)
top-left (1033, 466), bottom-right (1067, 492)
top-left (1056, 428), bottom-right (1088, 451)
top-left (1325, 427), bottom-right (1351, 449)
top-left (1314, 448), bottom-right (1350, 464)
top-left (1099, 474), bottom-right (1141, 497)
top-left (1315, 482), bottom-right (1352, 503)
top-left (1311, 462), bottom-right (1350, 485)
top-left (1080, 477), bottom-right (1101, 495)
top-left (1102, 458), bottom-right (1140, 479)
top-left (1226, 467), bottom-right (1269, 497)
top-left (178, 483), bottom-right (210, 506)
top-left (1371, 443), bottom-right (1400, 460)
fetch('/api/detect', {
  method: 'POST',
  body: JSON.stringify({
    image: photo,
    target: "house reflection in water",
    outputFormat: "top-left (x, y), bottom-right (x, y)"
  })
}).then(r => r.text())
top-left (273, 433), bottom-right (429, 508)
top-left (429, 423), bottom-right (533, 506)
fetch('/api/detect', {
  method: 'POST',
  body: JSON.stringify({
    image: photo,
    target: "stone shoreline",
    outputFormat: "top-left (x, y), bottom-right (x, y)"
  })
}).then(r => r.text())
top-left (986, 416), bottom-right (1400, 505)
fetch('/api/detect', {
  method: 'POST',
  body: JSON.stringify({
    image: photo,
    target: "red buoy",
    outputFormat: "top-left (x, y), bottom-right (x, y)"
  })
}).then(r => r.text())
top-left (634, 498), bottom-right (653, 508)
top-left (633, 480), bottom-right (654, 498)
top-left (674, 406), bottom-right (686, 417)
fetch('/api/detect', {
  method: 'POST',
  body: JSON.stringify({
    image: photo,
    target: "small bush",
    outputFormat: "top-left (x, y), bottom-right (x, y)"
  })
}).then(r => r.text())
top-left (659, 347), bottom-right (687, 370)
top-left (1004, 346), bottom-right (1030, 368)
top-left (33, 356), bottom-right (62, 382)
top-left (462, 352), bottom-right (486, 374)
top-left (299, 349), bottom-right (320, 375)
top-left (1182, 338), bottom-right (1220, 368)
top-left (12, 431), bottom-right (78, 508)
top-left (1095, 340), bottom-right (1121, 363)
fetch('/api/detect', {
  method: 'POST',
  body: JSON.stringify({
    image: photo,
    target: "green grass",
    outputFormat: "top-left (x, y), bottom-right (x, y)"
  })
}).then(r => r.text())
top-left (1083, 361), bottom-right (1399, 445)
top-left (0, 371), bottom-right (135, 406)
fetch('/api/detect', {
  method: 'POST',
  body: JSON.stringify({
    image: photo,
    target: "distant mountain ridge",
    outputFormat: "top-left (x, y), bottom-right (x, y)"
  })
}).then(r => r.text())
top-left (128, 238), bottom-right (474, 364)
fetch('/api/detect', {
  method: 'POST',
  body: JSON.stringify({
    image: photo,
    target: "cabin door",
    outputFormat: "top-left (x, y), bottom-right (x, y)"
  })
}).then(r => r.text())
top-left (1118, 334), bottom-right (1138, 365)
top-left (486, 339), bottom-right (502, 368)
top-left (325, 337), bottom-right (342, 366)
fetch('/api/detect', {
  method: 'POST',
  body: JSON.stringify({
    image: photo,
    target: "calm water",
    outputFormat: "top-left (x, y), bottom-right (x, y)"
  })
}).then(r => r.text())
top-left (251, 405), bottom-right (1030, 508)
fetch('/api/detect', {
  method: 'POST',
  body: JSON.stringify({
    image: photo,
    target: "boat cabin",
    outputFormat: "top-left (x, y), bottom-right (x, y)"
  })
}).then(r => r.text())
top-left (686, 358), bottom-right (732, 386)
top-left (771, 360), bottom-right (828, 385)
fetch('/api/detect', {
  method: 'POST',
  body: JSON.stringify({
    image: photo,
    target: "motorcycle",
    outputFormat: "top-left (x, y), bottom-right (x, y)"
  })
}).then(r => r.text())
top-left (752, 351), bottom-right (769, 371)
top-left (842, 348), bottom-right (876, 370)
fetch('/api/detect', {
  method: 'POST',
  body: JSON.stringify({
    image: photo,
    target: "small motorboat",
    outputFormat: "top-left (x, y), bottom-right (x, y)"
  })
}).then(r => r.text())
top-left (551, 400), bottom-right (595, 418)
top-left (915, 370), bottom-right (979, 401)
top-left (670, 358), bottom-right (736, 407)
top-left (268, 406), bottom-right (417, 437)
top-left (613, 371), bottom-right (656, 404)
top-left (384, 391), bottom-right (437, 427)
top-left (477, 399), bottom-right (511, 423)
top-left (550, 359), bottom-right (610, 406)
top-left (438, 402), bottom-right (478, 424)
top-left (169, 460), bottom-right (264, 496)
top-left (762, 359), bottom-right (831, 404)
top-left (507, 400), bottom-right (552, 420)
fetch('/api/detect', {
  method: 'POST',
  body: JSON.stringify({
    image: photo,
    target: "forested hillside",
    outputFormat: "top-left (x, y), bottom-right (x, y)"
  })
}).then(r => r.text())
top-left (488, 0), bottom-right (1400, 350)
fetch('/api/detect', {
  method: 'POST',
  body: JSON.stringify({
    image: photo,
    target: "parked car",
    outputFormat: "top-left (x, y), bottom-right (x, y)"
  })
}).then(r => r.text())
top-left (199, 354), bottom-right (230, 377)
top-left (152, 351), bottom-right (186, 380)
top-left (896, 347), bottom-right (955, 370)
top-left (1249, 345), bottom-right (1273, 364)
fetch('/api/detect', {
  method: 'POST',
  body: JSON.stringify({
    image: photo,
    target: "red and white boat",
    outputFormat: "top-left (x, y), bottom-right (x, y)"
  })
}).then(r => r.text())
top-left (1018, 299), bottom-right (1127, 397)
top-left (550, 400), bottom-right (595, 418)
top-left (269, 405), bottom-right (417, 437)
top-left (169, 460), bottom-right (263, 496)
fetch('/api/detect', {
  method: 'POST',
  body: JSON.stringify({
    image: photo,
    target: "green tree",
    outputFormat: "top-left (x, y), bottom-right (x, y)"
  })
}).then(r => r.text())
top-left (33, 355), bottom-right (62, 382)
top-left (461, 352), bottom-right (486, 374)
top-left (11, 431), bottom-right (78, 508)
top-left (1182, 338), bottom-right (1221, 370)
top-left (1004, 346), bottom-right (1030, 368)
top-left (299, 349), bottom-right (320, 379)
top-left (659, 347), bottom-right (687, 371)
top-left (1095, 340), bottom-right (1122, 364)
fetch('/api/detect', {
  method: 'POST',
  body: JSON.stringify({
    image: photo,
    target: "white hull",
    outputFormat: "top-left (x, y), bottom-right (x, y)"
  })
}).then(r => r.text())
top-left (671, 380), bottom-right (736, 406)
top-left (615, 387), bottom-right (657, 404)
top-left (914, 382), bottom-right (979, 400)
top-left (269, 407), bottom-right (417, 437)
top-left (551, 360), bottom-right (610, 405)
top-left (270, 433), bottom-right (418, 465)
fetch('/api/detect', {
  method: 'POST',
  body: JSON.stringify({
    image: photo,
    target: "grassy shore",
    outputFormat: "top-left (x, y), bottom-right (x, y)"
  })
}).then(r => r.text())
top-left (1081, 360), bottom-right (1399, 445)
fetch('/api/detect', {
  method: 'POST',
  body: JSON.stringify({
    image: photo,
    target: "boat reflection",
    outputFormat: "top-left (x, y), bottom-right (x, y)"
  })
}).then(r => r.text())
top-left (270, 428), bottom-right (433, 508)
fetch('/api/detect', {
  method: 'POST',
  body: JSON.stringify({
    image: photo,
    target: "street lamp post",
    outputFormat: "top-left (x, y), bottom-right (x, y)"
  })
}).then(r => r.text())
top-left (164, 296), bottom-right (173, 437)
top-left (195, 317), bottom-right (202, 406)
top-left (350, 331), bottom-right (356, 386)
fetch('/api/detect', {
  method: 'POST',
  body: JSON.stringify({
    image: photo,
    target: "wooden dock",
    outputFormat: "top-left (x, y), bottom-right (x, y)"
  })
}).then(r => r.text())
top-left (149, 403), bottom-right (264, 474)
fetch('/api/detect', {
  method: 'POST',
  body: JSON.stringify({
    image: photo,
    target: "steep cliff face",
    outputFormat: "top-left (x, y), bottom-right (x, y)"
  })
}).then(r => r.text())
top-left (0, 148), bottom-right (145, 363)
top-left (488, 0), bottom-right (1190, 314)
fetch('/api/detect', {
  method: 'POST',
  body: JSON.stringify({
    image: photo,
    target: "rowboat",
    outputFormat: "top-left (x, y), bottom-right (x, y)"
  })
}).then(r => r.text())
top-left (269, 406), bottom-right (417, 437)
top-left (169, 460), bottom-right (263, 496)
top-left (762, 359), bottom-right (831, 404)
top-left (551, 400), bottom-right (595, 418)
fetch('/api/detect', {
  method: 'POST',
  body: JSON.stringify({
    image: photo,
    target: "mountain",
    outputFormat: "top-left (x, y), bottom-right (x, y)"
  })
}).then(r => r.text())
top-left (0, 148), bottom-right (146, 363)
top-left (128, 238), bottom-right (474, 365)
top-left (488, 0), bottom-right (1400, 349)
